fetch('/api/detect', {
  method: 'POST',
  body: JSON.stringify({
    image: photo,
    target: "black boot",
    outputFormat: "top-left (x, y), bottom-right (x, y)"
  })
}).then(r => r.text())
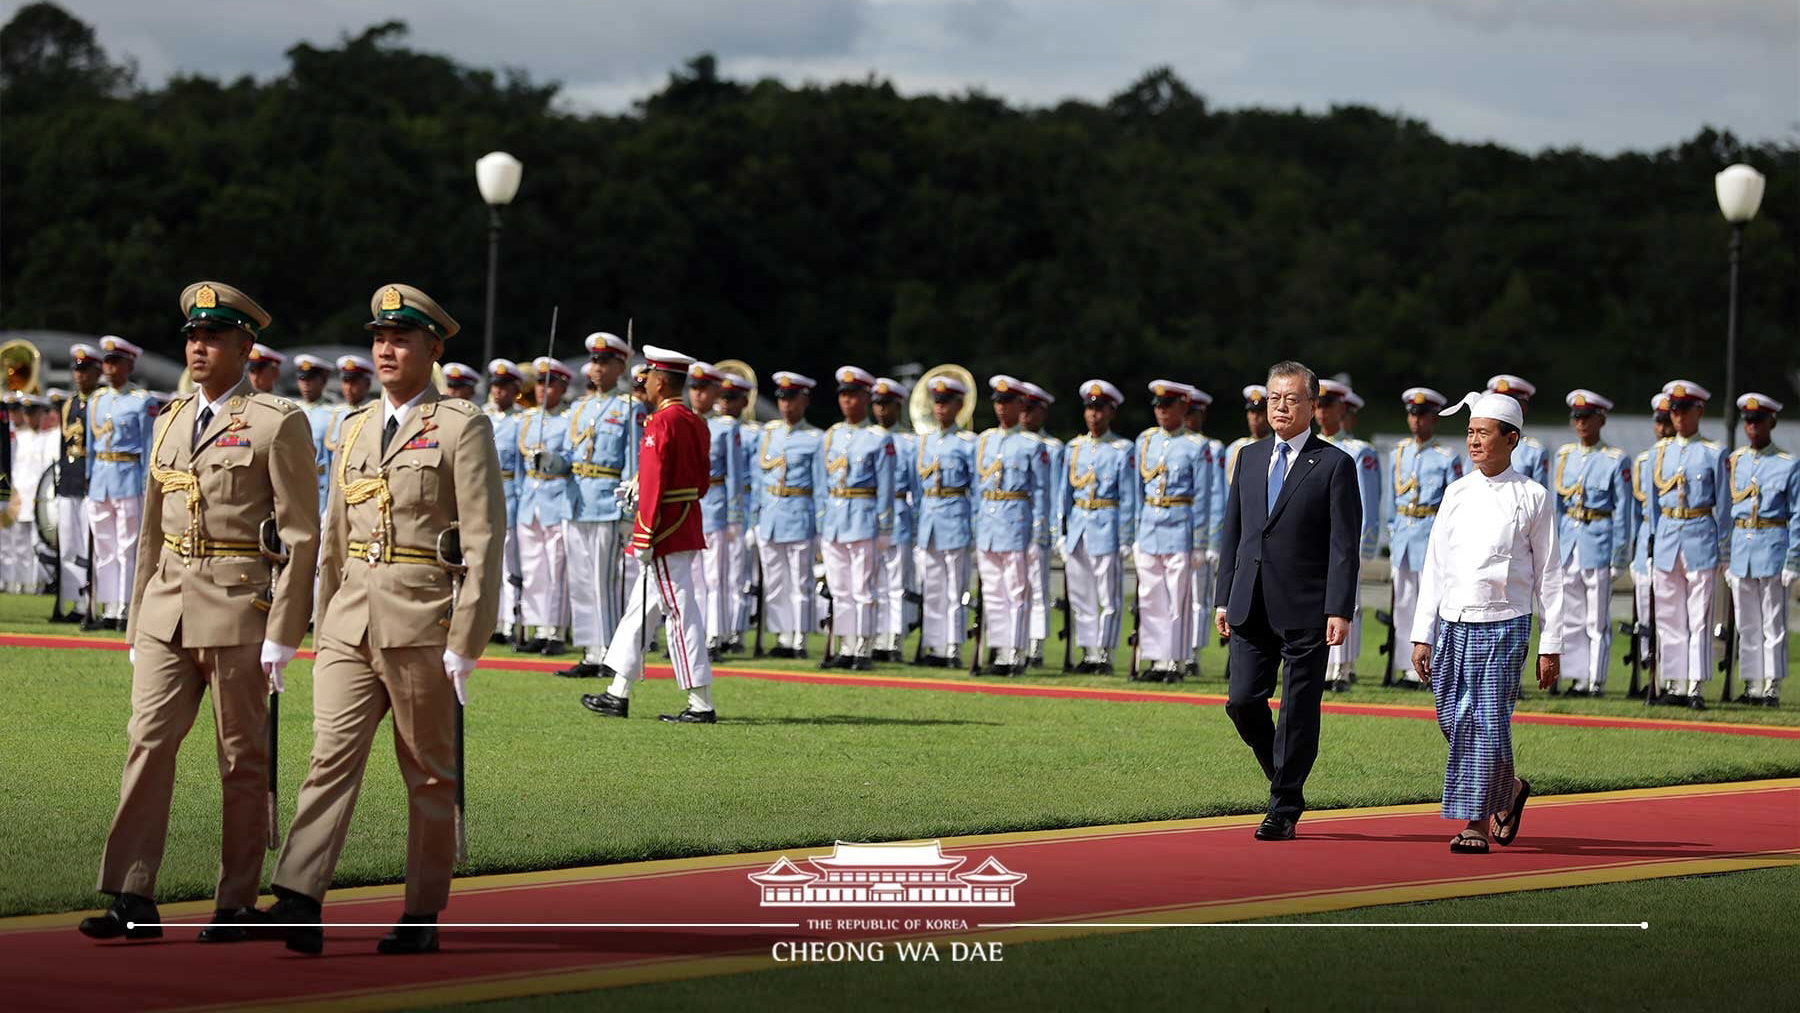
top-left (377, 912), bottom-right (439, 954)
top-left (264, 888), bottom-right (324, 955)
top-left (196, 905), bottom-right (270, 943)
top-left (77, 892), bottom-right (161, 941)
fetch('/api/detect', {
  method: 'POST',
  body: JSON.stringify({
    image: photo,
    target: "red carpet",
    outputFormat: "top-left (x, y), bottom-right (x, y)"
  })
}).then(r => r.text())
top-left (2, 780), bottom-right (1795, 1011)
top-left (6, 631), bottom-right (1797, 740)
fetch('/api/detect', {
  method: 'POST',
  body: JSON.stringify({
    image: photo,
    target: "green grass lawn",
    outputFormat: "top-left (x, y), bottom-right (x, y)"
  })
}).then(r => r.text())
top-left (2, 617), bottom-right (1795, 916)
top-left (441, 865), bottom-right (1798, 1011)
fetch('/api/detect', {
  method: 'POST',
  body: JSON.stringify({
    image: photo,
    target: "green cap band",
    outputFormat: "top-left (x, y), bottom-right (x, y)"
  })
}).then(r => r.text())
top-left (369, 306), bottom-right (444, 337)
top-left (186, 305), bottom-right (259, 334)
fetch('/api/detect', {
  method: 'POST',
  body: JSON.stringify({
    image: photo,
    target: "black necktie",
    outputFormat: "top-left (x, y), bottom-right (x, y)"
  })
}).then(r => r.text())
top-left (382, 414), bottom-right (399, 453)
top-left (193, 406), bottom-right (213, 451)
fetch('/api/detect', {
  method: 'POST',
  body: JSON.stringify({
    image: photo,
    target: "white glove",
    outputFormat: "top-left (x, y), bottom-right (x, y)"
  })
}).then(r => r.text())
top-left (261, 640), bottom-right (297, 694)
top-left (1783, 569), bottom-right (1798, 588)
top-left (1205, 549), bottom-right (1220, 567)
top-left (614, 478), bottom-right (639, 503)
top-left (128, 647), bottom-right (136, 667)
top-left (443, 649), bottom-right (475, 705)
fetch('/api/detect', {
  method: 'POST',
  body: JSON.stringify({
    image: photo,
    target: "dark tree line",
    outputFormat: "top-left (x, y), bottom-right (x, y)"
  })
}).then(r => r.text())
top-left (3, 3), bottom-right (1794, 434)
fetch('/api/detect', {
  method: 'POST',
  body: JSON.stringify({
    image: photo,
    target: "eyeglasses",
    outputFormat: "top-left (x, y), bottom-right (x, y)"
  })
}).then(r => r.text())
top-left (1266, 394), bottom-right (1314, 409)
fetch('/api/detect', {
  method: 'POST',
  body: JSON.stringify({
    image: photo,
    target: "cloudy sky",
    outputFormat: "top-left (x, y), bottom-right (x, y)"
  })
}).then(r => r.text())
top-left (29, 0), bottom-right (1799, 153)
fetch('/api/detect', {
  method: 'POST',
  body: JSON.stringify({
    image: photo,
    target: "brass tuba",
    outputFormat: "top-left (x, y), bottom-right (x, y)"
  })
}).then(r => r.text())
top-left (909, 364), bottom-right (976, 433)
top-left (1, 339), bottom-right (41, 394)
top-left (714, 358), bottom-right (758, 421)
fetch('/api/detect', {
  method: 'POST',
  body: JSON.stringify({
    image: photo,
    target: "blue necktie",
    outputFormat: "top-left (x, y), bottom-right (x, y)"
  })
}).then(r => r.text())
top-left (1268, 441), bottom-right (1289, 512)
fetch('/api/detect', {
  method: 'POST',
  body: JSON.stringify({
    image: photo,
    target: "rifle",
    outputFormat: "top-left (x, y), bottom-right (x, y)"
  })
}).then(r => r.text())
top-left (1058, 592), bottom-right (1073, 673)
top-left (435, 523), bottom-right (470, 864)
top-left (509, 572), bottom-right (526, 650)
top-left (1717, 581), bottom-right (1738, 703)
top-left (753, 551), bottom-right (767, 658)
top-left (968, 566), bottom-right (984, 676)
top-left (1127, 568), bottom-right (1142, 680)
top-left (1644, 544), bottom-right (1661, 707)
top-left (817, 577), bottom-right (835, 668)
top-left (1375, 576), bottom-right (1397, 685)
top-left (257, 517), bottom-right (289, 851)
top-left (1620, 587), bottom-right (1648, 698)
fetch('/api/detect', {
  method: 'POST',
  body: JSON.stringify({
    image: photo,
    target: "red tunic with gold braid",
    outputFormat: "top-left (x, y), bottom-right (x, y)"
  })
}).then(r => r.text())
top-left (632, 397), bottom-right (709, 557)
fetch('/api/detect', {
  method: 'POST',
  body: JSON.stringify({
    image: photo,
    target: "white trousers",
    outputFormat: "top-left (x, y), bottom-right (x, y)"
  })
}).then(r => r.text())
top-left (519, 518), bottom-right (568, 633)
top-left (567, 519), bottom-right (628, 655)
top-left (0, 520), bottom-right (38, 591)
top-left (759, 537), bottom-right (815, 638)
top-left (56, 495), bottom-right (89, 611)
top-left (497, 525), bottom-right (522, 634)
top-left (822, 538), bottom-right (878, 642)
top-left (602, 549), bottom-right (712, 689)
top-left (977, 549), bottom-right (1031, 656)
top-left (1729, 574), bottom-right (1788, 691)
top-left (730, 525), bottom-right (753, 636)
top-left (1066, 541), bottom-right (1121, 654)
top-left (878, 537), bottom-right (915, 640)
top-left (1557, 563), bottom-right (1613, 690)
top-left (1027, 542), bottom-right (1051, 643)
top-left (87, 495), bottom-right (140, 615)
top-left (701, 526), bottom-right (739, 643)
top-left (1133, 549), bottom-right (1191, 666)
top-left (1392, 566), bottom-right (1422, 675)
top-left (1631, 568), bottom-right (1654, 665)
top-left (1652, 554), bottom-right (1715, 689)
top-left (1187, 551), bottom-right (1213, 654)
top-left (916, 545), bottom-right (970, 656)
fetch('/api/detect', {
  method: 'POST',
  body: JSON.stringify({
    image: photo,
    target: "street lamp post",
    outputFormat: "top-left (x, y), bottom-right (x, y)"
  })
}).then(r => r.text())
top-left (1713, 163), bottom-right (1765, 451)
top-left (476, 151), bottom-right (524, 370)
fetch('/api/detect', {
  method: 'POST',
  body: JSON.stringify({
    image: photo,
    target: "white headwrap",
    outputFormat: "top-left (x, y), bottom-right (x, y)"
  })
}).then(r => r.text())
top-left (1440, 391), bottom-right (1524, 429)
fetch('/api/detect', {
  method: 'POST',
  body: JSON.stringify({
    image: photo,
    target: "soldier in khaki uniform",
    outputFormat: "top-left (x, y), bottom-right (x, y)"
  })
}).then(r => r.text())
top-left (80, 281), bottom-right (320, 943)
top-left (266, 284), bottom-right (504, 956)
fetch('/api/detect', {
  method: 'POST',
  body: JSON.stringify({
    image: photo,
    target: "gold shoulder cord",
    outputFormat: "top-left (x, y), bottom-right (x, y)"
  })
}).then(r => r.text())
top-left (568, 400), bottom-right (598, 454)
top-left (976, 431), bottom-right (1003, 482)
top-left (147, 400), bottom-right (204, 550)
top-left (518, 410), bottom-right (543, 458)
top-left (1067, 440), bottom-right (1094, 490)
top-left (1392, 442), bottom-right (1418, 499)
top-left (337, 412), bottom-right (396, 560)
top-left (1729, 452), bottom-right (1759, 516)
top-left (1650, 440), bottom-right (1685, 509)
top-left (759, 425), bottom-right (789, 485)
top-left (1138, 431), bottom-right (1166, 483)
top-left (1554, 446), bottom-right (1584, 504)
top-left (916, 434), bottom-right (939, 483)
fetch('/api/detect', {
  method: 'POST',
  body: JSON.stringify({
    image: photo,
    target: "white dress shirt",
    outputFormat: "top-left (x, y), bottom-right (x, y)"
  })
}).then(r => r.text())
top-left (1412, 465), bottom-right (1565, 652)
top-left (383, 386), bottom-right (430, 431)
top-left (1268, 430), bottom-right (1308, 481)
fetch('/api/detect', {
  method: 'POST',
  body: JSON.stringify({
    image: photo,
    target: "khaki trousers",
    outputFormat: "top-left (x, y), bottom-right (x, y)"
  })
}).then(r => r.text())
top-left (273, 637), bottom-right (457, 914)
top-left (97, 637), bottom-right (266, 908)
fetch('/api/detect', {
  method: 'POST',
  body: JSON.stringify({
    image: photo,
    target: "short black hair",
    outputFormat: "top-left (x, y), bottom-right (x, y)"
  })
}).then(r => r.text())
top-left (1497, 420), bottom-right (1521, 438)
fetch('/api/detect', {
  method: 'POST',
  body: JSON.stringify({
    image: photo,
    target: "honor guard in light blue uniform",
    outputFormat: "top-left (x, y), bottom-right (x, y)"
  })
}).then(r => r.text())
top-left (558, 332), bottom-right (637, 677)
top-left (756, 372), bottom-right (823, 657)
top-left (816, 365), bottom-right (895, 669)
top-left (1134, 380), bottom-right (1206, 680)
top-left (1550, 390), bottom-right (1633, 696)
top-left (322, 354), bottom-right (375, 507)
top-left (1726, 393), bottom-right (1799, 705)
top-left (1387, 387), bottom-right (1464, 686)
top-left (1059, 379), bottom-right (1138, 673)
top-left (1628, 394), bottom-right (1676, 677)
top-left (719, 372), bottom-right (759, 650)
top-left (516, 356), bottom-right (576, 655)
top-left (291, 354), bottom-right (336, 517)
top-left (974, 375), bottom-right (1050, 675)
top-left (1644, 379), bottom-right (1730, 706)
top-left (1183, 388), bottom-right (1227, 674)
top-left (871, 377), bottom-right (918, 661)
top-left (1485, 374), bottom-right (1550, 488)
top-left (1020, 381), bottom-right (1063, 665)
top-left (1314, 379), bottom-right (1381, 688)
top-left (688, 360), bottom-right (742, 654)
top-left (913, 374), bottom-right (976, 665)
top-left (441, 361), bottom-right (479, 401)
top-left (483, 358), bottom-right (527, 643)
top-left (1223, 385), bottom-right (1271, 485)
top-left (86, 335), bottom-right (152, 626)
top-left (247, 343), bottom-right (286, 395)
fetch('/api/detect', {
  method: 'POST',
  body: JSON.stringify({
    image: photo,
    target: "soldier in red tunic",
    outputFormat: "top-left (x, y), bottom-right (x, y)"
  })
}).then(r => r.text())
top-left (581, 345), bottom-right (718, 722)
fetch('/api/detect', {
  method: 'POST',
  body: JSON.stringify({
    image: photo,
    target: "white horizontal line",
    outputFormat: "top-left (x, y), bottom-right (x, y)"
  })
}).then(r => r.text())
top-left (129, 922), bottom-right (801, 929)
top-left (980, 922), bottom-right (1650, 929)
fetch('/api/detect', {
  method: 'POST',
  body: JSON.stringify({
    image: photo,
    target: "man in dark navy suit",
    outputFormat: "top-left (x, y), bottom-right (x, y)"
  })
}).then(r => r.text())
top-left (1214, 361), bottom-right (1362, 841)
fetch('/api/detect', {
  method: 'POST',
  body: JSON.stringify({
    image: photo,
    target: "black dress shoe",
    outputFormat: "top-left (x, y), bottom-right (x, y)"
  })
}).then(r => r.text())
top-left (818, 655), bottom-right (841, 670)
top-left (768, 645), bottom-right (793, 658)
top-left (1254, 814), bottom-right (1297, 841)
top-left (1765, 695), bottom-right (1780, 709)
top-left (725, 637), bottom-right (745, 653)
top-left (556, 661), bottom-right (602, 679)
top-left (489, 631), bottom-right (511, 646)
top-left (1027, 653), bottom-right (1045, 669)
top-left (515, 638), bottom-right (547, 654)
top-left (264, 891), bottom-right (323, 955)
top-left (80, 615), bottom-right (104, 632)
top-left (1688, 694), bottom-right (1707, 711)
top-left (1330, 680), bottom-right (1349, 693)
top-left (541, 639), bottom-right (566, 656)
top-left (851, 656), bottom-right (873, 671)
top-left (581, 692), bottom-right (629, 718)
top-left (659, 707), bottom-right (718, 724)
top-left (377, 913), bottom-right (439, 954)
top-left (77, 892), bottom-right (161, 940)
top-left (196, 905), bottom-right (270, 943)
